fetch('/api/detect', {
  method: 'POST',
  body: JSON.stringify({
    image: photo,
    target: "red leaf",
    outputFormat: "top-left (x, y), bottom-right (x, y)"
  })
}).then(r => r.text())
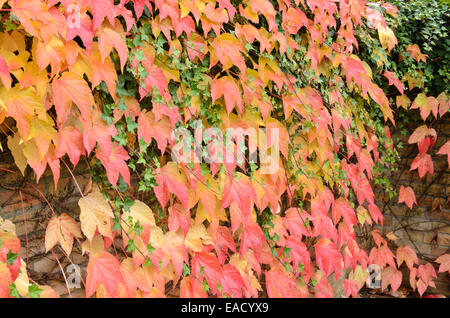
top-left (0, 56), bottom-right (12, 88)
top-left (221, 173), bottom-right (256, 216)
top-left (90, 0), bottom-right (117, 30)
top-left (52, 72), bottom-right (95, 124)
top-left (56, 126), bottom-right (84, 166)
top-left (266, 265), bottom-right (300, 298)
top-left (220, 264), bottom-right (246, 297)
top-left (168, 203), bottom-right (190, 237)
top-left (332, 197), bottom-right (357, 227)
top-left (315, 238), bottom-right (342, 277)
top-left (283, 208), bottom-right (311, 238)
top-left (381, 266), bottom-right (402, 292)
top-left (383, 71), bottom-right (404, 95)
top-left (86, 251), bottom-right (125, 298)
top-left (96, 142), bottom-right (130, 186)
top-left (437, 141), bottom-right (450, 168)
top-left (154, 162), bottom-right (189, 209)
top-left (396, 246), bottom-right (418, 270)
top-left (344, 279), bottom-right (360, 298)
top-left (215, 226), bottom-right (236, 264)
top-left (240, 221), bottom-right (265, 261)
top-left (97, 22), bottom-right (128, 70)
top-left (0, 232), bottom-right (21, 281)
top-left (410, 153), bottom-right (434, 178)
top-left (398, 186), bottom-right (417, 209)
top-left (192, 252), bottom-right (222, 293)
top-left (408, 125), bottom-right (436, 144)
top-left (137, 110), bottom-right (172, 154)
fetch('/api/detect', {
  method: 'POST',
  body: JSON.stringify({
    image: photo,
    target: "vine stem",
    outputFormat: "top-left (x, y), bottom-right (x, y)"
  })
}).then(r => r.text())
top-left (51, 249), bottom-right (72, 298)
top-left (18, 190), bottom-right (29, 267)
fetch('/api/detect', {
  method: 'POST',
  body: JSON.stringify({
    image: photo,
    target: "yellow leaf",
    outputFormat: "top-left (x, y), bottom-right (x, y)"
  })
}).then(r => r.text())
top-left (79, 190), bottom-right (114, 242)
top-left (121, 200), bottom-right (156, 231)
top-left (82, 235), bottom-right (105, 255)
top-left (378, 24), bottom-right (397, 52)
top-left (0, 216), bottom-right (16, 234)
top-left (356, 206), bottom-right (372, 225)
top-left (386, 232), bottom-right (398, 241)
top-left (349, 265), bottom-right (370, 289)
top-left (396, 94), bottom-right (411, 110)
top-left (7, 134), bottom-right (27, 175)
top-left (184, 223), bottom-right (212, 252)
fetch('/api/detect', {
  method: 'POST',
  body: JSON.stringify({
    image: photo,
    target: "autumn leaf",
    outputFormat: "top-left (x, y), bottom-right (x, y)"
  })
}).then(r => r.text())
top-left (0, 231), bottom-right (21, 280)
top-left (122, 200), bottom-right (156, 230)
top-left (0, 261), bottom-right (12, 298)
top-left (97, 22), bottom-right (128, 71)
top-left (383, 71), bottom-right (403, 95)
top-left (0, 56), bottom-right (12, 89)
top-left (435, 254), bottom-right (450, 274)
top-left (86, 251), bottom-right (125, 298)
top-left (332, 197), bottom-right (357, 227)
top-left (154, 162), bottom-right (190, 210)
top-left (396, 246), bottom-right (418, 270)
top-left (96, 142), bottom-right (130, 186)
top-left (221, 173), bottom-right (256, 216)
top-left (344, 279), bottom-right (360, 298)
top-left (437, 141), bottom-right (450, 167)
top-left (213, 33), bottom-right (246, 74)
top-left (381, 266), bottom-right (402, 293)
top-left (396, 94), bottom-right (411, 109)
top-left (410, 153), bottom-right (434, 178)
top-left (168, 204), bottom-right (190, 237)
top-left (45, 213), bottom-right (82, 255)
top-left (89, 0), bottom-right (118, 31)
top-left (211, 76), bottom-right (243, 115)
top-left (79, 190), bottom-right (114, 242)
top-left (184, 223), bottom-right (212, 252)
top-left (315, 238), bottom-right (342, 277)
top-left (378, 24), bottom-right (397, 52)
top-left (398, 186), bottom-right (417, 209)
top-left (410, 93), bottom-right (439, 121)
top-left (56, 125), bottom-right (84, 166)
top-left (408, 125), bottom-right (436, 144)
top-left (52, 72), bottom-right (95, 124)
top-left (137, 110), bottom-right (172, 154)
top-left (406, 44), bottom-right (428, 63)
top-left (7, 134), bottom-right (28, 175)
top-left (265, 265), bottom-right (299, 298)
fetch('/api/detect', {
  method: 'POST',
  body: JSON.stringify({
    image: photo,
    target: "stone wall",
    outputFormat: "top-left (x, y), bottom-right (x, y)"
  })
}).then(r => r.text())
top-left (0, 149), bottom-right (89, 297)
top-left (375, 113), bottom-right (450, 296)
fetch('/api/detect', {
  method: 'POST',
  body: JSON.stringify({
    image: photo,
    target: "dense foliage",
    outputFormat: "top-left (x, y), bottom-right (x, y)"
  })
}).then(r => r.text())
top-left (387, 0), bottom-right (449, 95)
top-left (0, 0), bottom-right (449, 298)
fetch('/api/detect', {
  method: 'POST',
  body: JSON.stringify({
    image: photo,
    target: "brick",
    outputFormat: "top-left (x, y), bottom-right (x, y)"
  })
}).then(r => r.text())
top-left (436, 225), bottom-right (450, 235)
top-left (407, 220), bottom-right (433, 231)
top-left (408, 230), bottom-right (424, 242)
top-left (437, 233), bottom-right (450, 247)
top-left (431, 245), bottom-right (450, 258)
top-left (32, 257), bottom-right (57, 273)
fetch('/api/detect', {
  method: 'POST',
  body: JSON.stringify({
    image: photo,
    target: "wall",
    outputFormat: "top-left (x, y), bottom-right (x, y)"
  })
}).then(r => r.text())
top-left (0, 149), bottom-right (89, 297)
top-left (375, 113), bottom-right (450, 296)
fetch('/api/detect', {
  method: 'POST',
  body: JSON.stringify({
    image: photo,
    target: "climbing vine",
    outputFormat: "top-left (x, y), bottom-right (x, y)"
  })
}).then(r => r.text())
top-left (0, 0), bottom-right (449, 298)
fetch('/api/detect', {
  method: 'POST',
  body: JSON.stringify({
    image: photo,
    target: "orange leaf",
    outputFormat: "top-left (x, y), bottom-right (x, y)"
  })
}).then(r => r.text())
top-left (45, 213), bottom-right (82, 255)
top-left (211, 76), bottom-right (243, 115)
top-left (86, 251), bottom-right (125, 298)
